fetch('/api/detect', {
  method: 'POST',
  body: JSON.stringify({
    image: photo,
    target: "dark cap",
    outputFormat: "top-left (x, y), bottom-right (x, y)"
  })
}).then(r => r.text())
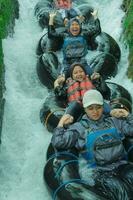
top-left (110, 97), bottom-right (132, 113)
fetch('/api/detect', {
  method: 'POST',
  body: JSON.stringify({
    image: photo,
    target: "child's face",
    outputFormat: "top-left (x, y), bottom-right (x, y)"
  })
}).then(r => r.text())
top-left (72, 65), bottom-right (86, 82)
top-left (85, 105), bottom-right (103, 121)
top-left (55, 0), bottom-right (72, 9)
top-left (69, 21), bottom-right (80, 36)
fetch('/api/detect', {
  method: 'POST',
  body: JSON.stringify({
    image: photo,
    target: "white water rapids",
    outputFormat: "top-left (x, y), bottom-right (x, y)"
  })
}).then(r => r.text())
top-left (0, 0), bottom-right (133, 200)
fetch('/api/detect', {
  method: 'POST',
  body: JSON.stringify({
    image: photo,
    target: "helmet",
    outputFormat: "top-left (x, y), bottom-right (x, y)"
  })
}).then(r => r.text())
top-left (83, 90), bottom-right (103, 108)
top-left (110, 97), bottom-right (132, 113)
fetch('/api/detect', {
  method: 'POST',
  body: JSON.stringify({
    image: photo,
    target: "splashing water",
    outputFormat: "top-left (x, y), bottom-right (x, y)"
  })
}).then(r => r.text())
top-left (0, 0), bottom-right (133, 200)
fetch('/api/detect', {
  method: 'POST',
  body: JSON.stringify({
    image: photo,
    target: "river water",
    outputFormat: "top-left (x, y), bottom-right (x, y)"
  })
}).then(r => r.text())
top-left (0, 0), bottom-right (133, 200)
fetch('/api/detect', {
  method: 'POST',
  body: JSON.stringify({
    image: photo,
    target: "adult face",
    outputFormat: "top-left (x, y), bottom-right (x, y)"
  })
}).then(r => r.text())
top-left (55, 0), bottom-right (72, 9)
top-left (72, 65), bottom-right (86, 82)
top-left (69, 21), bottom-right (81, 36)
top-left (85, 104), bottom-right (103, 121)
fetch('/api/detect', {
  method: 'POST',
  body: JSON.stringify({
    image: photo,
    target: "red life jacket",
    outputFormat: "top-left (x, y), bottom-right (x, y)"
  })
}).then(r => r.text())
top-left (66, 76), bottom-right (95, 103)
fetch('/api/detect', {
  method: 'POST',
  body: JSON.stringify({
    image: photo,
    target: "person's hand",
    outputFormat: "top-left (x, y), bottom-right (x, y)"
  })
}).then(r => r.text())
top-left (58, 74), bottom-right (65, 84)
top-left (110, 108), bottom-right (129, 118)
top-left (76, 15), bottom-right (85, 23)
top-left (49, 11), bottom-right (57, 25)
top-left (91, 72), bottom-right (100, 80)
top-left (49, 11), bottom-right (57, 19)
top-left (58, 114), bottom-right (74, 127)
top-left (64, 18), bottom-right (69, 26)
top-left (54, 74), bottom-right (65, 88)
top-left (91, 9), bottom-right (98, 20)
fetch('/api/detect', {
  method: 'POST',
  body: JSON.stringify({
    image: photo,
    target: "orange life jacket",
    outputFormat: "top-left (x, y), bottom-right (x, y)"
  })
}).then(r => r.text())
top-left (66, 76), bottom-right (95, 103)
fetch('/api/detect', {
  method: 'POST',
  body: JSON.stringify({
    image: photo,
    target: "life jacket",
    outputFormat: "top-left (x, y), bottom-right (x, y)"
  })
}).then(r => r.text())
top-left (80, 120), bottom-right (127, 168)
top-left (62, 35), bottom-right (88, 59)
top-left (66, 76), bottom-right (95, 103)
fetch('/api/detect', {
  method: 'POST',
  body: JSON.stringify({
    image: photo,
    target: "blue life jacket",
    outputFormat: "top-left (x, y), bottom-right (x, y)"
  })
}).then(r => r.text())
top-left (62, 35), bottom-right (88, 59)
top-left (80, 121), bottom-right (127, 168)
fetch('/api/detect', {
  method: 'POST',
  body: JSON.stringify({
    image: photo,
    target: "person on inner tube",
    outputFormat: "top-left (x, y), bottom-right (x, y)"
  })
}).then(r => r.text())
top-left (54, 0), bottom-right (83, 25)
top-left (48, 11), bottom-right (101, 78)
top-left (54, 62), bottom-right (110, 102)
top-left (110, 97), bottom-right (132, 118)
top-left (54, 62), bottom-right (110, 120)
top-left (52, 89), bottom-right (133, 200)
top-left (54, 0), bottom-right (72, 9)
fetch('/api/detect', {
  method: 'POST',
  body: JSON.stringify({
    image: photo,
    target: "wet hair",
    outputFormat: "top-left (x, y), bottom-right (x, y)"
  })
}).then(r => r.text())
top-left (110, 97), bottom-right (132, 113)
top-left (69, 62), bottom-right (87, 79)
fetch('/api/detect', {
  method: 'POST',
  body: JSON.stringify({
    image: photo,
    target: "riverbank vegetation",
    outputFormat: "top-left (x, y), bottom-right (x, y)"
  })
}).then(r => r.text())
top-left (0, 0), bottom-right (12, 71)
top-left (0, 0), bottom-right (19, 140)
top-left (0, 0), bottom-right (132, 138)
top-left (0, 0), bottom-right (19, 71)
top-left (122, 0), bottom-right (133, 80)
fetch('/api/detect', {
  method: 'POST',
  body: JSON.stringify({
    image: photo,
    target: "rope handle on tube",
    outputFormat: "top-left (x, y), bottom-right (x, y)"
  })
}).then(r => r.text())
top-left (47, 151), bottom-right (79, 163)
top-left (44, 108), bottom-right (64, 130)
top-left (54, 159), bottom-right (79, 178)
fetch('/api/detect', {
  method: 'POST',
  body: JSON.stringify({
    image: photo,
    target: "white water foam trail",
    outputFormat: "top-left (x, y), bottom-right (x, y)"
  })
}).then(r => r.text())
top-left (87, 0), bottom-right (133, 97)
top-left (0, 0), bottom-right (51, 200)
top-left (0, 0), bottom-right (133, 200)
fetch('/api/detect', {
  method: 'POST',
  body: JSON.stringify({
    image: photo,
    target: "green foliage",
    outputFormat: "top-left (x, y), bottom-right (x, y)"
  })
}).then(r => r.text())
top-left (123, 1), bottom-right (133, 49)
top-left (122, 0), bottom-right (132, 12)
top-left (0, 40), bottom-right (3, 74)
top-left (127, 52), bottom-right (133, 79)
top-left (0, 0), bottom-right (13, 75)
top-left (0, 0), bottom-right (13, 38)
top-left (123, 0), bottom-right (133, 79)
top-left (0, 0), bottom-right (17, 136)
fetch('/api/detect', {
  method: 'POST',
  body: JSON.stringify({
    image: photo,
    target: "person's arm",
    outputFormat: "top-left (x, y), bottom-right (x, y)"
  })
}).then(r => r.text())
top-left (51, 115), bottom-right (80, 150)
top-left (54, 75), bottom-right (65, 88)
top-left (91, 74), bottom-right (111, 100)
top-left (59, 64), bottom-right (70, 79)
top-left (99, 79), bottom-right (111, 100)
top-left (54, 85), bottom-right (67, 100)
top-left (83, 10), bottom-right (101, 50)
top-left (54, 75), bottom-right (67, 100)
top-left (113, 114), bottom-right (133, 137)
top-left (83, 14), bottom-right (101, 38)
top-left (49, 12), bottom-right (56, 25)
top-left (48, 12), bottom-right (57, 38)
top-left (48, 12), bottom-right (64, 39)
top-left (89, 9), bottom-right (101, 36)
top-left (88, 18), bottom-right (101, 36)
